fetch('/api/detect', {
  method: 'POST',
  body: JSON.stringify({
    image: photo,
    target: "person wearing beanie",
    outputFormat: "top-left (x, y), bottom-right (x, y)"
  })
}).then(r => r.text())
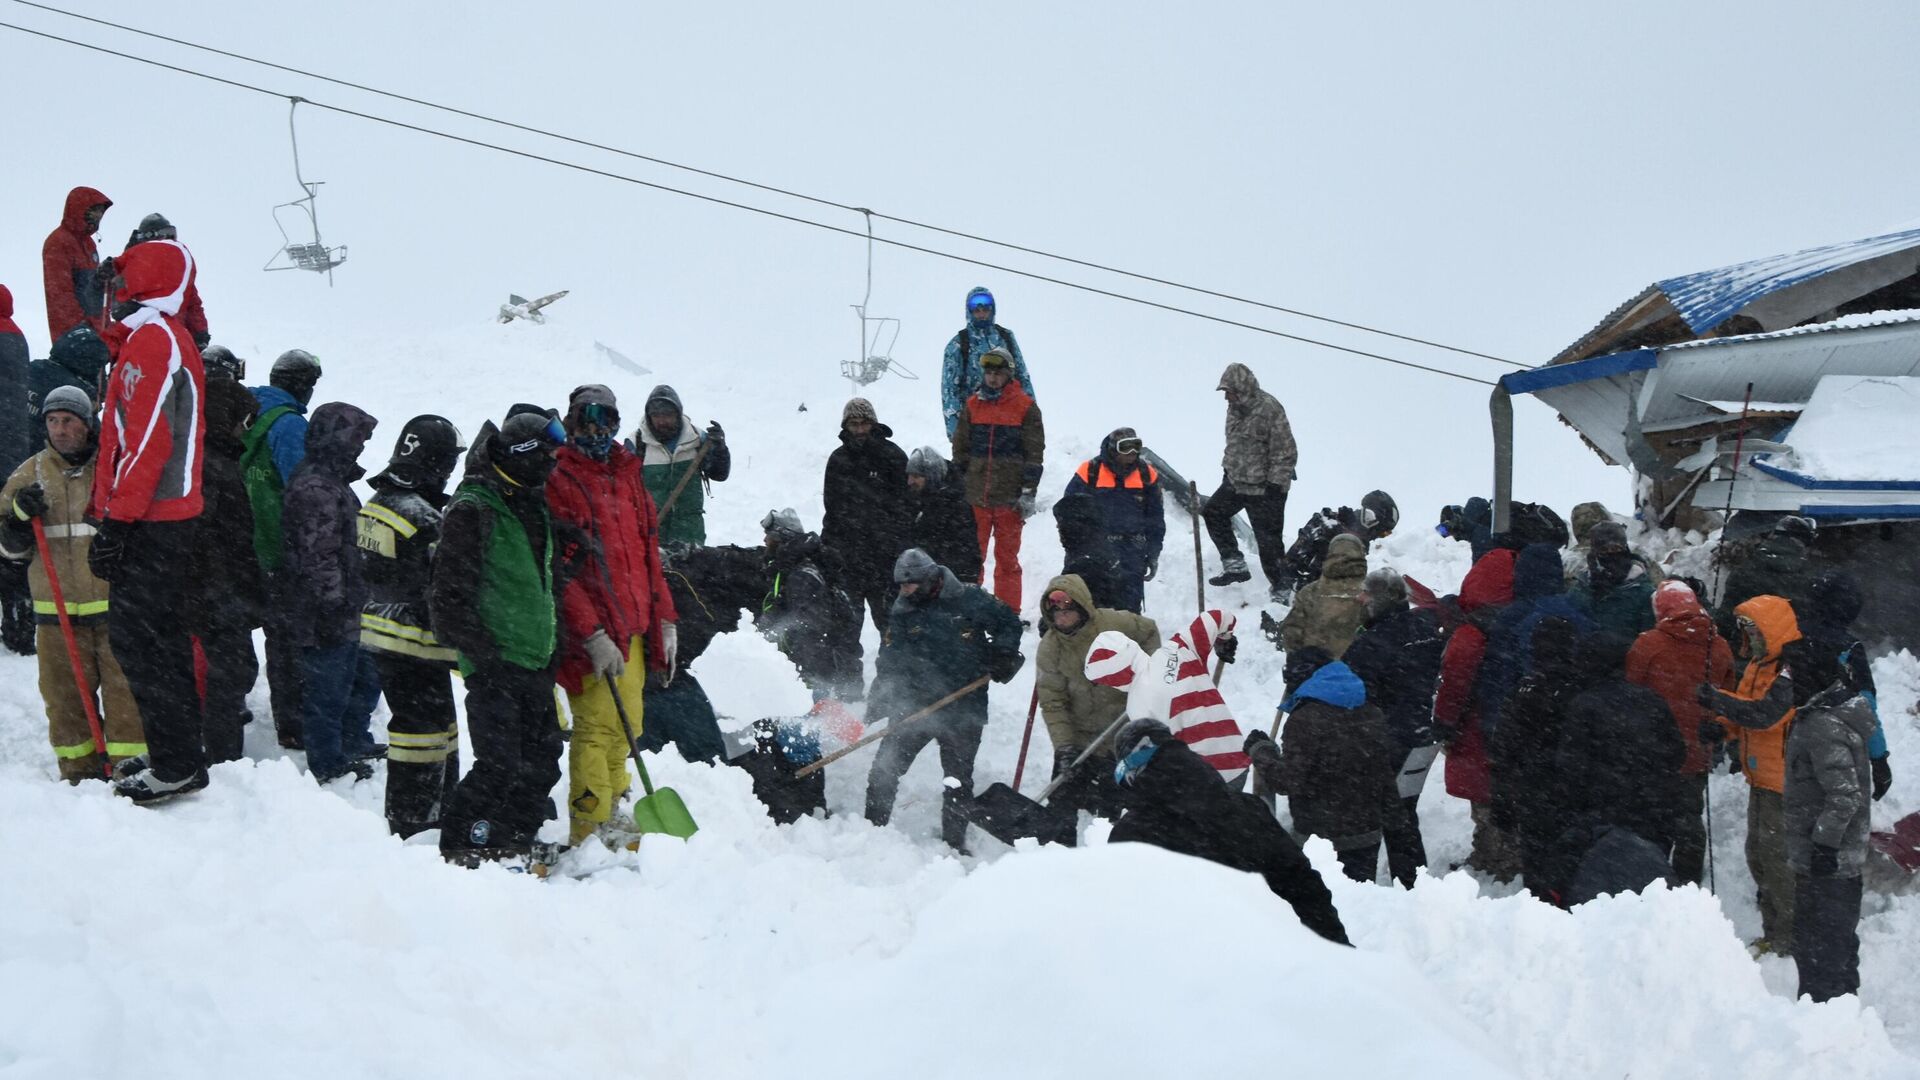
top-left (0, 385), bottom-right (146, 781)
top-left (904, 447), bottom-right (981, 584)
top-left (432, 409), bottom-right (568, 863)
top-left (358, 415), bottom-right (467, 836)
top-left (191, 374), bottom-right (264, 765)
top-left (634, 384), bottom-right (728, 548)
top-left (757, 507), bottom-right (864, 702)
top-left (245, 347), bottom-right (325, 750)
top-left (821, 397), bottom-right (911, 634)
top-left (952, 346), bottom-right (1044, 611)
top-left (1569, 520), bottom-right (1658, 639)
top-left (546, 384), bottom-right (679, 846)
top-left (940, 285), bottom-right (1035, 437)
top-left (864, 547), bottom-right (1023, 852)
top-left (1107, 716), bottom-right (1350, 945)
top-left (1061, 427), bottom-right (1163, 614)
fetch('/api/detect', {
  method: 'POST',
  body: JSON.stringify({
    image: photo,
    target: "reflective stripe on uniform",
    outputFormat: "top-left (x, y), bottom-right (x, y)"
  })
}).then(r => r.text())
top-left (359, 503), bottom-right (418, 538)
top-left (106, 741), bottom-right (148, 757)
top-left (359, 616), bottom-right (458, 664)
top-left (388, 727), bottom-right (456, 763)
top-left (52, 739), bottom-right (100, 759)
top-left (41, 522), bottom-right (98, 539)
top-left (34, 598), bottom-right (109, 616)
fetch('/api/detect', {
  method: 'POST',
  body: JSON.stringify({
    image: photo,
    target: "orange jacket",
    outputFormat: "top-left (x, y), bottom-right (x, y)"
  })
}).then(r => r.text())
top-left (1626, 582), bottom-right (1735, 774)
top-left (1705, 594), bottom-right (1800, 793)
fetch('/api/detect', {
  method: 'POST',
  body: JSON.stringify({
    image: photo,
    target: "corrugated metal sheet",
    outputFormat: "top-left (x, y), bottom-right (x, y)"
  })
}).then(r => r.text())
top-left (1658, 227), bottom-right (1920, 333)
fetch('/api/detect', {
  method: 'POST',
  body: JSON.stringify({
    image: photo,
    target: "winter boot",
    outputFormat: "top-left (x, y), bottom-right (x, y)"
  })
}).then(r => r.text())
top-left (314, 760), bottom-right (375, 786)
top-left (1269, 580), bottom-right (1294, 605)
top-left (1208, 557), bottom-right (1252, 587)
top-left (113, 753), bottom-right (151, 781)
top-left (113, 767), bottom-right (210, 805)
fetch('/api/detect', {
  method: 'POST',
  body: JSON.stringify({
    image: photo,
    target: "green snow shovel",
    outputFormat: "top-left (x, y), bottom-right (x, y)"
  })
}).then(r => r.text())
top-left (611, 685), bottom-right (698, 839)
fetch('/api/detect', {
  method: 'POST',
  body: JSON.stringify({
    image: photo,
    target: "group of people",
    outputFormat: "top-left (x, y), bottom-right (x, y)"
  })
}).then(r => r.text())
top-left (0, 187), bottom-right (1891, 1003)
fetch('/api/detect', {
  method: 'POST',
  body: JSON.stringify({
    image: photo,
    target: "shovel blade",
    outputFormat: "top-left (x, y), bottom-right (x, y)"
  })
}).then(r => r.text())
top-left (966, 783), bottom-right (1073, 847)
top-left (631, 787), bottom-right (699, 838)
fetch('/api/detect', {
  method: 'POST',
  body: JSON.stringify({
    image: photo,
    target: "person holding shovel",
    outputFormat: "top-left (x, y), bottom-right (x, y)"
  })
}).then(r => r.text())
top-left (0, 386), bottom-right (145, 781)
top-left (865, 548), bottom-right (1024, 853)
top-left (548, 385), bottom-right (679, 847)
top-left (1034, 573), bottom-right (1159, 831)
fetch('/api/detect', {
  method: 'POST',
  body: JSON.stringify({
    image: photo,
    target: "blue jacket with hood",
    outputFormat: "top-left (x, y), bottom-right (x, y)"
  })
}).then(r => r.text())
top-left (248, 383), bottom-right (310, 483)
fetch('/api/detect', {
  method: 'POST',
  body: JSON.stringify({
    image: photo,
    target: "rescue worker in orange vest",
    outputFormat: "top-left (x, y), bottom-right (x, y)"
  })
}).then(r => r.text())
top-left (951, 347), bottom-right (1044, 612)
top-left (1062, 427), bottom-right (1163, 613)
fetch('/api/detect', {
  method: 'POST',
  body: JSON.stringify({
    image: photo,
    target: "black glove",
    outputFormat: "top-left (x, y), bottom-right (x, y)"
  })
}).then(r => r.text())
top-left (1052, 746), bottom-right (1081, 777)
top-left (706, 420), bottom-right (725, 444)
top-left (192, 330), bottom-right (212, 350)
top-left (87, 519), bottom-right (130, 583)
top-left (1809, 844), bottom-right (1840, 877)
top-left (1243, 728), bottom-right (1276, 757)
top-left (1697, 719), bottom-right (1726, 745)
top-left (11, 483), bottom-right (48, 521)
top-left (989, 650), bottom-right (1024, 685)
top-left (1695, 683), bottom-right (1720, 710)
top-left (1214, 633), bottom-right (1238, 666)
top-left (1873, 757), bottom-right (1893, 802)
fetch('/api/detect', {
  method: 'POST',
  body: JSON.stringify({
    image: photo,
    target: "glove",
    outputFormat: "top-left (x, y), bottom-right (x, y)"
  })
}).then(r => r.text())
top-left (1052, 746), bottom-right (1081, 778)
top-left (94, 256), bottom-right (116, 288)
top-left (660, 622), bottom-right (679, 685)
top-left (989, 649), bottom-right (1024, 684)
top-left (1873, 756), bottom-right (1893, 801)
top-left (10, 483), bottom-right (48, 521)
top-left (1243, 728), bottom-right (1276, 758)
top-left (583, 629), bottom-right (625, 682)
top-left (705, 420), bottom-right (725, 444)
top-left (1142, 557), bottom-right (1157, 582)
top-left (87, 518), bottom-right (130, 583)
top-left (1697, 719), bottom-right (1726, 745)
top-left (1695, 683), bottom-right (1721, 710)
top-left (1809, 844), bottom-right (1840, 877)
top-left (1214, 632), bottom-right (1238, 666)
top-left (1017, 489), bottom-right (1037, 520)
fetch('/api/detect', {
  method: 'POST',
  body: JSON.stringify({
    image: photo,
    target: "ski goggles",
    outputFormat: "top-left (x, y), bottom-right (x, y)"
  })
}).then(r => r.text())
top-left (1114, 738), bottom-right (1161, 786)
top-left (510, 416), bottom-right (567, 453)
top-left (1113, 436), bottom-right (1143, 454)
top-left (1043, 590), bottom-right (1077, 612)
top-left (576, 402), bottom-right (619, 430)
top-left (967, 292), bottom-right (995, 311)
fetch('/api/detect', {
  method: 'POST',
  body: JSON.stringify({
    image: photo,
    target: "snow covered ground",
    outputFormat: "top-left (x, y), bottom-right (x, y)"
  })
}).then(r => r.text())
top-left (2, 322), bottom-right (1917, 1079)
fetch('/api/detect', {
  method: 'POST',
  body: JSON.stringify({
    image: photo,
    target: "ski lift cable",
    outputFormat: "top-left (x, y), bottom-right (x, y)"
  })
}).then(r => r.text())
top-left (0, 19), bottom-right (1498, 389)
top-left (3, 0), bottom-right (1524, 370)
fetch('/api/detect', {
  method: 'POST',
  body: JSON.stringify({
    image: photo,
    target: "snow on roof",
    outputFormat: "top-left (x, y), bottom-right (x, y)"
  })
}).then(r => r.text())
top-left (1768, 375), bottom-right (1920, 482)
top-left (1661, 307), bottom-right (1920, 352)
top-left (1656, 228), bottom-right (1920, 333)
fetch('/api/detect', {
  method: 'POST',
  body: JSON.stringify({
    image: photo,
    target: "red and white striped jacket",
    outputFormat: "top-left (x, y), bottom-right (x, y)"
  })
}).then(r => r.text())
top-left (89, 240), bottom-right (205, 524)
top-left (1085, 609), bottom-right (1248, 782)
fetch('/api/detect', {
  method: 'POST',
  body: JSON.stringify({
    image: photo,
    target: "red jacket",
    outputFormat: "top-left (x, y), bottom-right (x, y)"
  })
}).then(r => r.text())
top-left (88, 241), bottom-right (206, 524)
top-left (1432, 548), bottom-right (1515, 803)
top-left (42, 186), bottom-right (110, 341)
top-left (1626, 582), bottom-right (1735, 775)
top-left (545, 443), bottom-right (678, 694)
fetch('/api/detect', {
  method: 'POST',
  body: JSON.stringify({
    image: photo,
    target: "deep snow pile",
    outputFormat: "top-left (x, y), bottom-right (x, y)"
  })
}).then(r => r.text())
top-left (1, 320), bottom-right (1916, 1078)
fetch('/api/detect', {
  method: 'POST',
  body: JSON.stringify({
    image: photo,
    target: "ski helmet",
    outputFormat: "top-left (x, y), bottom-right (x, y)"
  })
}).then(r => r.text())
top-left (760, 507), bottom-right (804, 541)
top-left (385, 415), bottom-right (466, 487)
top-left (494, 409), bottom-right (564, 487)
top-left (126, 212), bottom-right (176, 249)
top-left (1360, 490), bottom-right (1399, 539)
top-left (200, 344), bottom-right (245, 382)
top-left (270, 349), bottom-right (323, 406)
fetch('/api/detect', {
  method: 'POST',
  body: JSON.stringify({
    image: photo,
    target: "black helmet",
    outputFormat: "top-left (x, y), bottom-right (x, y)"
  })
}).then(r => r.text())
top-left (126, 212), bottom-right (176, 249)
top-left (270, 349), bottom-right (323, 406)
top-left (494, 409), bottom-right (564, 488)
top-left (200, 344), bottom-right (245, 382)
top-left (385, 414), bottom-right (466, 487)
top-left (1361, 490), bottom-right (1399, 539)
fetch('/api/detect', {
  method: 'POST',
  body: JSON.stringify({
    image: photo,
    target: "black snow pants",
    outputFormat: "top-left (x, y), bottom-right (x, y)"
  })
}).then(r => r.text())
top-left (375, 653), bottom-right (460, 838)
top-left (1793, 873), bottom-right (1864, 1003)
top-left (440, 662), bottom-right (562, 855)
top-left (111, 521), bottom-right (205, 782)
top-left (1203, 482), bottom-right (1288, 590)
top-left (865, 710), bottom-right (983, 851)
top-left (200, 622), bottom-right (258, 764)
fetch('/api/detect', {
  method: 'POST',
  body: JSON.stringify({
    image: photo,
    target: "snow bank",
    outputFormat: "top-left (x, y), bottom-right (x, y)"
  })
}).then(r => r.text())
top-left (1776, 375), bottom-right (1920, 482)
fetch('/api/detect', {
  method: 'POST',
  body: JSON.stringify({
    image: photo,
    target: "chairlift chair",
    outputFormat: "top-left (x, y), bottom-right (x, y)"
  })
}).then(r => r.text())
top-left (262, 98), bottom-right (347, 284)
top-left (844, 209), bottom-right (916, 390)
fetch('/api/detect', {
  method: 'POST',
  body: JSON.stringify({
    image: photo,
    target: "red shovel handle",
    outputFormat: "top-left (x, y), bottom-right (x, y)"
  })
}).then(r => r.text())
top-left (32, 518), bottom-right (109, 775)
top-left (1011, 680), bottom-right (1040, 793)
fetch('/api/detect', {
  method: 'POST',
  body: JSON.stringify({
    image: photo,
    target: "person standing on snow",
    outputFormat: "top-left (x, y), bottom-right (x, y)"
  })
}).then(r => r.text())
top-left (864, 548), bottom-right (1024, 853)
top-left (119, 215), bottom-right (210, 349)
top-left (1107, 717), bottom-right (1350, 946)
top-left (952, 347), bottom-right (1044, 612)
top-left (547, 385), bottom-right (679, 846)
top-left (634, 384), bottom-right (728, 549)
top-left (940, 286), bottom-right (1034, 437)
top-left (432, 411), bottom-right (568, 863)
top-left (41, 186), bottom-right (111, 343)
top-left (821, 397), bottom-right (910, 634)
top-left (1061, 427), bottom-right (1163, 614)
top-left (358, 415), bottom-right (468, 835)
top-left (758, 507), bottom-right (864, 702)
top-left (0, 386), bottom-right (145, 781)
top-left (244, 348), bottom-right (324, 750)
top-left (192, 370), bottom-right (263, 764)
top-left (1204, 362), bottom-right (1297, 602)
top-left (904, 447), bottom-right (981, 585)
top-left (1568, 521), bottom-right (1657, 639)
top-left (1035, 573), bottom-right (1161, 829)
top-left (85, 238), bottom-right (209, 804)
top-left (1277, 533), bottom-right (1371, 673)
top-left (282, 403), bottom-right (384, 786)
top-left (1782, 664), bottom-right (1875, 1002)
top-left (1431, 546), bottom-right (1521, 880)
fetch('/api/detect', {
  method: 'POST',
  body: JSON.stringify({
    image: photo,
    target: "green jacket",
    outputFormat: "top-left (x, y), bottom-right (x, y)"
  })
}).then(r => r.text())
top-left (1035, 573), bottom-right (1160, 755)
top-left (1279, 533), bottom-right (1368, 658)
top-left (441, 480), bottom-right (556, 674)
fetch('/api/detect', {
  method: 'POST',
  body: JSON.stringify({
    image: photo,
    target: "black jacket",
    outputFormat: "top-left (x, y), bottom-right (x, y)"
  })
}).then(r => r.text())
top-left (1717, 532), bottom-right (1815, 640)
top-left (908, 470), bottom-right (982, 584)
top-left (429, 423), bottom-right (559, 671)
top-left (758, 532), bottom-right (861, 687)
top-left (192, 377), bottom-right (263, 635)
top-left (1342, 604), bottom-right (1446, 750)
top-left (280, 403), bottom-right (377, 647)
top-left (1110, 740), bottom-right (1350, 946)
top-left (871, 568), bottom-right (1021, 724)
top-left (359, 470), bottom-right (452, 666)
top-left (1487, 624), bottom-right (1588, 873)
top-left (661, 543), bottom-right (765, 675)
top-left (821, 423), bottom-right (911, 582)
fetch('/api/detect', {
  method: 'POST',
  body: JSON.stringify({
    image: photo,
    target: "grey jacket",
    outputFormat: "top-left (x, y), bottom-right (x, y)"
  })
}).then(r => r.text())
top-left (1783, 693), bottom-right (1876, 877)
top-left (1217, 363), bottom-right (1296, 493)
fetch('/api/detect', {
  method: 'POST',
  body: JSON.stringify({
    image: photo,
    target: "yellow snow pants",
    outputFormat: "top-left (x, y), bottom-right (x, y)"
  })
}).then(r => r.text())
top-left (566, 636), bottom-right (645, 843)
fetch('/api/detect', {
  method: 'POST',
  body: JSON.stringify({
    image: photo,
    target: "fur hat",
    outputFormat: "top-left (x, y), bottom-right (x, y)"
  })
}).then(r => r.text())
top-left (842, 397), bottom-right (878, 425)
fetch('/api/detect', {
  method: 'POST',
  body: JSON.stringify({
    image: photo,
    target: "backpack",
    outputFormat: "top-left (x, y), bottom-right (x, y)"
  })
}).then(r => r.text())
top-left (241, 405), bottom-right (297, 572)
top-left (951, 324), bottom-right (1022, 405)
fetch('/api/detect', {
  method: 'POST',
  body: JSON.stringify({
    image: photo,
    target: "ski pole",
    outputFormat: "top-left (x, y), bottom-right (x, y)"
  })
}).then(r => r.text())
top-left (1010, 678), bottom-right (1041, 793)
top-left (32, 518), bottom-right (108, 777)
top-left (1190, 480), bottom-right (1205, 612)
top-left (1699, 381), bottom-right (1751, 895)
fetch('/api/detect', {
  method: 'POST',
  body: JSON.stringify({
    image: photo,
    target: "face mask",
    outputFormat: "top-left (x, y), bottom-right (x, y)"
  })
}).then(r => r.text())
top-left (1114, 738), bottom-right (1160, 786)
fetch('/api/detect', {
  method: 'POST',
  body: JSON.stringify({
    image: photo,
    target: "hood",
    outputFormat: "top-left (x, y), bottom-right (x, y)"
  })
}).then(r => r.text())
top-left (304, 402), bottom-right (377, 469)
top-left (964, 286), bottom-right (994, 323)
top-left (1284, 660), bottom-right (1367, 711)
top-left (1733, 594), bottom-right (1802, 662)
top-left (1216, 362), bottom-right (1260, 397)
top-left (1750, 533), bottom-right (1808, 573)
top-left (645, 383), bottom-right (683, 418)
top-left (1652, 579), bottom-right (1704, 623)
top-left (1513, 543), bottom-right (1566, 601)
top-left (62, 186), bottom-right (109, 234)
top-left (1806, 571), bottom-right (1863, 631)
top-left (1459, 548), bottom-right (1516, 613)
top-left (114, 240), bottom-right (194, 314)
top-left (1569, 501), bottom-right (1611, 546)
top-left (0, 283), bottom-right (12, 320)
top-left (461, 420), bottom-right (502, 480)
top-left (1322, 533), bottom-right (1368, 581)
top-left (640, 384), bottom-right (692, 448)
top-left (1045, 573), bottom-right (1096, 621)
top-left (204, 379), bottom-right (260, 456)
top-left (250, 383), bottom-right (309, 417)
top-left (1084, 629), bottom-right (1147, 689)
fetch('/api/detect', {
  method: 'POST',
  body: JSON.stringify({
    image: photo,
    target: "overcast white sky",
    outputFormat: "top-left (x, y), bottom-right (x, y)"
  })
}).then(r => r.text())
top-left (3, 0), bottom-right (1917, 527)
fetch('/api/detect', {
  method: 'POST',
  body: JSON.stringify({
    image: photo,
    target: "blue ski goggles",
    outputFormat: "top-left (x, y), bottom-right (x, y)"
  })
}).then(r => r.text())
top-left (967, 292), bottom-right (995, 311)
top-left (1114, 738), bottom-right (1161, 786)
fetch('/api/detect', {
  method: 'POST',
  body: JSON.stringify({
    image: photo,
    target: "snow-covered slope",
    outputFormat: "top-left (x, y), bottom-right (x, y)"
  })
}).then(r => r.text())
top-left (1, 320), bottom-right (1916, 1079)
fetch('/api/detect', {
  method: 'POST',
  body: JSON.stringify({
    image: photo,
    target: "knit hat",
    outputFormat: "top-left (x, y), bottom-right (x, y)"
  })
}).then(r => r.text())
top-left (1363, 567), bottom-right (1408, 619)
top-left (979, 347), bottom-right (1013, 371)
top-left (1570, 501), bottom-right (1612, 546)
top-left (907, 446), bottom-right (948, 482)
top-left (1587, 521), bottom-right (1630, 556)
top-left (761, 507), bottom-right (804, 538)
top-left (892, 547), bottom-right (942, 585)
top-left (568, 383), bottom-right (618, 416)
top-left (842, 397), bottom-right (877, 425)
top-left (40, 384), bottom-right (95, 425)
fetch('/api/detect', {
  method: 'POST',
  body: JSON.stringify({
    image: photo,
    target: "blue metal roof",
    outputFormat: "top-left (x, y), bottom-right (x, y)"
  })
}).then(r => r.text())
top-left (1500, 348), bottom-right (1656, 395)
top-left (1657, 226), bottom-right (1920, 334)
